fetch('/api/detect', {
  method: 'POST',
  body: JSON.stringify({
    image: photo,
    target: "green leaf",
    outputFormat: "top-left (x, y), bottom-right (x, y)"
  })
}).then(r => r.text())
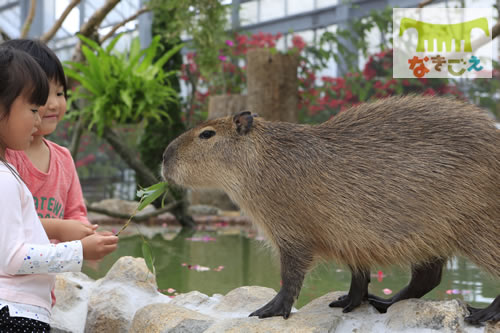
top-left (81, 45), bottom-right (105, 89)
top-left (105, 33), bottom-right (125, 53)
top-left (141, 241), bottom-right (156, 275)
top-left (120, 90), bottom-right (133, 109)
top-left (136, 182), bottom-right (168, 211)
top-left (77, 34), bottom-right (102, 51)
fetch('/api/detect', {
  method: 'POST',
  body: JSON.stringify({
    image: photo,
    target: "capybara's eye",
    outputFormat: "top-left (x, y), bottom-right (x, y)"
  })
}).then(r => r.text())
top-left (199, 130), bottom-right (216, 139)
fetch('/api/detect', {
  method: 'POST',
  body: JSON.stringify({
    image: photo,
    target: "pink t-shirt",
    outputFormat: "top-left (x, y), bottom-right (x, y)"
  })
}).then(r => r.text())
top-left (5, 139), bottom-right (89, 223)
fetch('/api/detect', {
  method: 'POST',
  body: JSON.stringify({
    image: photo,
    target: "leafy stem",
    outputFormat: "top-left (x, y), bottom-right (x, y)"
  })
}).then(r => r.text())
top-left (115, 181), bottom-right (170, 275)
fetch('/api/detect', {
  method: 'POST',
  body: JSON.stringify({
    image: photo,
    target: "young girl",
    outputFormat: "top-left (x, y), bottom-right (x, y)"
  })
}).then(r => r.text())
top-left (3, 39), bottom-right (93, 234)
top-left (0, 47), bottom-right (118, 332)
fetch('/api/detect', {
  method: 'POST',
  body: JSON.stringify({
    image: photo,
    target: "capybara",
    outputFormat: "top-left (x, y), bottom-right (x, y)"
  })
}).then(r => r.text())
top-left (162, 95), bottom-right (499, 323)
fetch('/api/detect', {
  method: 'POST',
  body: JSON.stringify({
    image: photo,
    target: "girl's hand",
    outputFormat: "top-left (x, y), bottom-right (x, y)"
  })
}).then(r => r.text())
top-left (41, 218), bottom-right (97, 241)
top-left (81, 231), bottom-right (119, 260)
top-left (57, 220), bottom-right (97, 241)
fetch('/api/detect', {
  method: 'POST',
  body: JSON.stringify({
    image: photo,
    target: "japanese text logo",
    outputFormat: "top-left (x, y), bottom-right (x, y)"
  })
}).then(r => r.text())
top-left (394, 8), bottom-right (493, 79)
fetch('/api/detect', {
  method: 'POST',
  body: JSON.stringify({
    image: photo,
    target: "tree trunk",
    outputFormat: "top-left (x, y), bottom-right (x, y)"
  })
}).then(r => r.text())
top-left (246, 48), bottom-right (299, 122)
top-left (100, 126), bottom-right (160, 186)
top-left (208, 94), bottom-right (247, 119)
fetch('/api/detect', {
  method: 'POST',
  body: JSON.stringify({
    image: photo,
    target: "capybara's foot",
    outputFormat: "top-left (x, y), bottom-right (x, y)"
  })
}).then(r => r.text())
top-left (367, 294), bottom-right (393, 313)
top-left (249, 292), bottom-right (294, 319)
top-left (329, 268), bottom-right (370, 313)
top-left (329, 293), bottom-right (367, 313)
top-left (465, 296), bottom-right (500, 325)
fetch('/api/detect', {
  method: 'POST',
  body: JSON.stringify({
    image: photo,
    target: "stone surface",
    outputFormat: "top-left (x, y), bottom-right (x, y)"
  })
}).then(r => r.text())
top-left (89, 198), bottom-right (156, 222)
top-left (485, 321), bottom-right (500, 333)
top-left (51, 256), bottom-right (497, 333)
top-left (214, 286), bottom-right (277, 314)
top-left (170, 291), bottom-right (221, 310)
top-left (129, 303), bottom-right (214, 333)
top-left (84, 257), bottom-right (170, 333)
top-left (187, 204), bottom-right (221, 216)
top-left (50, 273), bottom-right (94, 333)
top-left (386, 299), bottom-right (468, 332)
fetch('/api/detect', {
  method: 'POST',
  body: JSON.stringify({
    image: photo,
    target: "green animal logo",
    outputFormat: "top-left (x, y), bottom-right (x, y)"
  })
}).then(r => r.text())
top-left (399, 17), bottom-right (489, 52)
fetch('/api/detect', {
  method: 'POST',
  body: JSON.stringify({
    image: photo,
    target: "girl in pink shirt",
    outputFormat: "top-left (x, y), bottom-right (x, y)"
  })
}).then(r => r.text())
top-left (3, 39), bottom-right (91, 230)
top-left (0, 46), bottom-right (119, 332)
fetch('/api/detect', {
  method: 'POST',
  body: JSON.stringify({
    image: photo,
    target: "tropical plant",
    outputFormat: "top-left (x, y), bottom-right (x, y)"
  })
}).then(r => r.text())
top-left (64, 33), bottom-right (183, 136)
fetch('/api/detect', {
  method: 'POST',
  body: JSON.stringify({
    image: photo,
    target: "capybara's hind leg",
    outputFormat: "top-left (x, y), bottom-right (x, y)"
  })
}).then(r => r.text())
top-left (249, 247), bottom-right (312, 319)
top-left (465, 295), bottom-right (500, 324)
top-left (368, 257), bottom-right (445, 313)
top-left (329, 268), bottom-right (370, 312)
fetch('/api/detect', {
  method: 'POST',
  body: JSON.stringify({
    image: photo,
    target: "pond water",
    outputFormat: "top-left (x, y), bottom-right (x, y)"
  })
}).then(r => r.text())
top-left (82, 225), bottom-right (499, 309)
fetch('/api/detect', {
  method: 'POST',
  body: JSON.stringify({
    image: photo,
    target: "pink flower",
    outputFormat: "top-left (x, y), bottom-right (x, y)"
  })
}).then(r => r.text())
top-left (383, 288), bottom-right (392, 295)
top-left (218, 55), bottom-right (227, 62)
top-left (291, 35), bottom-right (306, 51)
top-left (225, 40), bottom-right (234, 46)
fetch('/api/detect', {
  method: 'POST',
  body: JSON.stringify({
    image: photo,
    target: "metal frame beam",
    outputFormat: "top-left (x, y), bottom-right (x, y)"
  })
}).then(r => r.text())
top-left (238, 0), bottom-right (443, 36)
top-left (0, 1), bottom-right (17, 12)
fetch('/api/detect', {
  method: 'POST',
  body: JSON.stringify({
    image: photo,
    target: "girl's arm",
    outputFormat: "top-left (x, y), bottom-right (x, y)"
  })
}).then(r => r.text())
top-left (0, 172), bottom-right (118, 275)
top-left (12, 232), bottom-right (118, 275)
top-left (16, 241), bottom-right (83, 274)
top-left (40, 218), bottom-right (97, 241)
top-left (62, 151), bottom-right (90, 224)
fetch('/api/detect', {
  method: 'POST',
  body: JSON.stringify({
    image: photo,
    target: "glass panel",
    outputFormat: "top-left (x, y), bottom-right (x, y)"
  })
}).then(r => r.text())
top-left (0, 7), bottom-right (20, 39)
top-left (240, 1), bottom-right (258, 25)
top-left (317, 0), bottom-right (338, 9)
top-left (260, 0), bottom-right (285, 22)
top-left (287, 0), bottom-right (313, 16)
top-left (56, 0), bottom-right (80, 34)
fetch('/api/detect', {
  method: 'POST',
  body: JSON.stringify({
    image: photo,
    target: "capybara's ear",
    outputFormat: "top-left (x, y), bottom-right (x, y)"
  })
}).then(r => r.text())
top-left (233, 111), bottom-right (254, 135)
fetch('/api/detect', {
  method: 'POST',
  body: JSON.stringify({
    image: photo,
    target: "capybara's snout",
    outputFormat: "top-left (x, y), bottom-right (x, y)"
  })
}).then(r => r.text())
top-left (161, 140), bottom-right (178, 182)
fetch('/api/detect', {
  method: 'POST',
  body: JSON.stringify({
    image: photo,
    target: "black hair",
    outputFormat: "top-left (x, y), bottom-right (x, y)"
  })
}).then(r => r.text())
top-left (2, 39), bottom-right (67, 98)
top-left (0, 46), bottom-right (49, 119)
top-left (0, 46), bottom-right (49, 181)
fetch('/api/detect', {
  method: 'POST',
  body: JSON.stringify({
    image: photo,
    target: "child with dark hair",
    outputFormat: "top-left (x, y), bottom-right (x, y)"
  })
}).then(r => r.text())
top-left (3, 39), bottom-right (93, 234)
top-left (0, 46), bottom-right (118, 333)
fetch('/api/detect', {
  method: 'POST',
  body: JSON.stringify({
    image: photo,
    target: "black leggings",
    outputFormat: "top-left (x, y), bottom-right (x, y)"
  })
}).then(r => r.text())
top-left (0, 306), bottom-right (50, 332)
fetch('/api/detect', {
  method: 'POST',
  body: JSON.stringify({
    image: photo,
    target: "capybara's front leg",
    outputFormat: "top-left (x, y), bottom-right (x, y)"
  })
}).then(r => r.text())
top-left (249, 248), bottom-right (312, 319)
top-left (368, 257), bottom-right (445, 313)
top-left (329, 268), bottom-right (370, 312)
top-left (465, 295), bottom-right (500, 324)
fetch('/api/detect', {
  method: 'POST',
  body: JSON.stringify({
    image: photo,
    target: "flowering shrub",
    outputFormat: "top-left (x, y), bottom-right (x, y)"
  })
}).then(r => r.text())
top-left (180, 31), bottom-right (306, 126)
top-left (180, 28), bottom-right (465, 126)
top-left (298, 48), bottom-right (463, 123)
top-left (180, 4), bottom-right (495, 126)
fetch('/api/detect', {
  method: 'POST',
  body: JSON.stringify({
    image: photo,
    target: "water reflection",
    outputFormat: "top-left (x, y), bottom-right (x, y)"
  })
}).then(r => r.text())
top-left (83, 227), bottom-right (499, 308)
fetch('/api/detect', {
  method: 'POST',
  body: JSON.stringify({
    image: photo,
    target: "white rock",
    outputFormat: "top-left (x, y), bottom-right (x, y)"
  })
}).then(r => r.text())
top-left (50, 257), bottom-right (495, 333)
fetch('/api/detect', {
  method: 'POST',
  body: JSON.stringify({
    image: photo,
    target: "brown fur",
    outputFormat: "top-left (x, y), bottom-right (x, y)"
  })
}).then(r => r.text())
top-left (162, 95), bottom-right (500, 281)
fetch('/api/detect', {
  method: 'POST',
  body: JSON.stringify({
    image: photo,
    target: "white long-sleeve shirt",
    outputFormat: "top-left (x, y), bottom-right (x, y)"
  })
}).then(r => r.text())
top-left (0, 163), bottom-right (83, 322)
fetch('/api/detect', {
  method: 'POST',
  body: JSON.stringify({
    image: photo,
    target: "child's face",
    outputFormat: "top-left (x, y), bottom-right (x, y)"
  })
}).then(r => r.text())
top-left (0, 94), bottom-right (42, 151)
top-left (36, 79), bottom-right (67, 136)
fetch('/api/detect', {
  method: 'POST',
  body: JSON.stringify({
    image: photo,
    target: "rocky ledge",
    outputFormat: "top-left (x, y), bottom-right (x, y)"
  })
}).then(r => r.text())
top-left (51, 257), bottom-right (498, 333)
